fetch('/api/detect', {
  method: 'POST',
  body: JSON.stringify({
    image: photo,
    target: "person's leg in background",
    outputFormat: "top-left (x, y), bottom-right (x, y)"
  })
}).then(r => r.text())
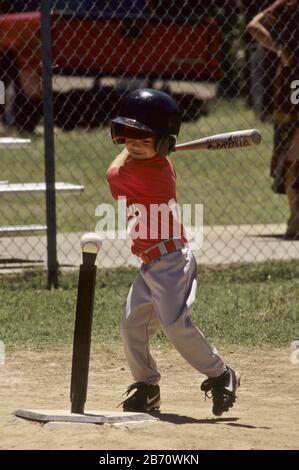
top-left (284, 126), bottom-right (299, 237)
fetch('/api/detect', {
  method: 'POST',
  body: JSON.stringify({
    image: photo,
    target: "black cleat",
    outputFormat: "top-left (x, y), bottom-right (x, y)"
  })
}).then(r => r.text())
top-left (201, 366), bottom-right (241, 416)
top-left (119, 382), bottom-right (161, 412)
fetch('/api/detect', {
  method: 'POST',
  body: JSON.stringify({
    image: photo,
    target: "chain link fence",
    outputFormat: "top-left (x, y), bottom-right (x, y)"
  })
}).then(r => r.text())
top-left (0, 0), bottom-right (299, 278)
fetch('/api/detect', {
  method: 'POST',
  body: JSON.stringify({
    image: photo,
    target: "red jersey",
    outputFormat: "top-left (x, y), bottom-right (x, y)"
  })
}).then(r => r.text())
top-left (106, 154), bottom-right (187, 255)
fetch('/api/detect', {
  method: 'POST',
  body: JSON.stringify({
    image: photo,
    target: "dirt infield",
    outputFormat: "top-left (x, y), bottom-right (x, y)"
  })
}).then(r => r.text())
top-left (0, 344), bottom-right (298, 450)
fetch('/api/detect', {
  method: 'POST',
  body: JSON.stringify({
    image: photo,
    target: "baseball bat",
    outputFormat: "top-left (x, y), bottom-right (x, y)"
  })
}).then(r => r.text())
top-left (174, 129), bottom-right (261, 152)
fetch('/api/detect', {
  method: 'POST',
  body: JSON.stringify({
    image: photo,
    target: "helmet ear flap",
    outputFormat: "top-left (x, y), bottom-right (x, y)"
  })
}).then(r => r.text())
top-left (157, 135), bottom-right (177, 157)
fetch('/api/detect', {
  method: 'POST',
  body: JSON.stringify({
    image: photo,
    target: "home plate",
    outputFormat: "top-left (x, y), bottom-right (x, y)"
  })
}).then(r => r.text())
top-left (14, 409), bottom-right (158, 426)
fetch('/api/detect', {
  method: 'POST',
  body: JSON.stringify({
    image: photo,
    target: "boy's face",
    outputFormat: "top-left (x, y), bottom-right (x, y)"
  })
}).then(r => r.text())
top-left (125, 136), bottom-right (157, 160)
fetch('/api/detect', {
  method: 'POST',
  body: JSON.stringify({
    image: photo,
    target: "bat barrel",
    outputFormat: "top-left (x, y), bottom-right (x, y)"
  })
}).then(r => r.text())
top-left (174, 129), bottom-right (261, 152)
top-left (250, 129), bottom-right (262, 145)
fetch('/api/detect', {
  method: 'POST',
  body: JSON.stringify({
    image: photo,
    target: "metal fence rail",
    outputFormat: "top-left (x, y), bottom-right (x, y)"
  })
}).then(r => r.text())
top-left (0, 0), bottom-right (298, 280)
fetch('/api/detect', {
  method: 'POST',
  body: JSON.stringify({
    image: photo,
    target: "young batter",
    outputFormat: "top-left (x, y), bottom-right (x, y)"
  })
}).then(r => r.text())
top-left (106, 88), bottom-right (240, 416)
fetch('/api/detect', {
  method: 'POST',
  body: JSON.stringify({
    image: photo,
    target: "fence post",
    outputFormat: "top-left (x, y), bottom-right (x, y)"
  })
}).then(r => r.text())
top-left (41, 0), bottom-right (58, 288)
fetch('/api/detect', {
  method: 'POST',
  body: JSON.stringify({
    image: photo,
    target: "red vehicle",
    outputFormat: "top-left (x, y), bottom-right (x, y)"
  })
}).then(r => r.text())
top-left (0, 1), bottom-right (221, 131)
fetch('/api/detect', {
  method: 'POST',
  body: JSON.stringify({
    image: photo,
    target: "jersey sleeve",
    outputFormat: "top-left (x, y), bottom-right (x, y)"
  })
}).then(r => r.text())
top-left (106, 166), bottom-right (133, 200)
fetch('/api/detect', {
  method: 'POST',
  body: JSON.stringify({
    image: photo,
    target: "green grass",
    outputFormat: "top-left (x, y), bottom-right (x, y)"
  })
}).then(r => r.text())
top-left (0, 260), bottom-right (298, 349)
top-left (0, 98), bottom-right (289, 231)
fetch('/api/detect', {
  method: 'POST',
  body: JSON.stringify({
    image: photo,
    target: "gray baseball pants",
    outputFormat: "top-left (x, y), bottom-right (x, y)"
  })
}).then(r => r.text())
top-left (121, 247), bottom-right (226, 385)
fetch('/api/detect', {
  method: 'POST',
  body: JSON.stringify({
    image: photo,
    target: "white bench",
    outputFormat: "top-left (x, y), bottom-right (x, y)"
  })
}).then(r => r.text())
top-left (0, 138), bottom-right (84, 237)
top-left (0, 137), bottom-right (31, 149)
top-left (0, 182), bottom-right (84, 237)
top-left (0, 182), bottom-right (84, 195)
top-left (0, 224), bottom-right (47, 237)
